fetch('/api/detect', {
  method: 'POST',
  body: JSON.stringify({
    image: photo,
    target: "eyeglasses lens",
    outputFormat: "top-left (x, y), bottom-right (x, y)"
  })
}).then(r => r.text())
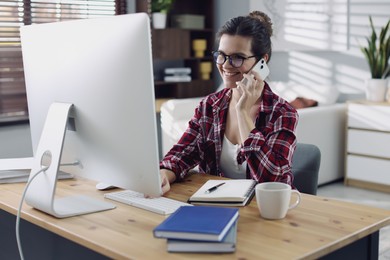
top-left (213, 52), bottom-right (225, 64)
top-left (230, 56), bottom-right (244, 68)
top-left (213, 52), bottom-right (244, 68)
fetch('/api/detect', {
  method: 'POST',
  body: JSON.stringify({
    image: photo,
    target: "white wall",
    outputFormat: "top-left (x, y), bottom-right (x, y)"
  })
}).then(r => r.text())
top-left (0, 124), bottom-right (32, 159)
top-left (126, 0), bottom-right (135, 13)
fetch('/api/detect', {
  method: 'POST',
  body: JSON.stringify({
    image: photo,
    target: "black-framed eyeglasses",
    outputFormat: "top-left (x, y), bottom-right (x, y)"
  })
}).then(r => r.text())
top-left (212, 51), bottom-right (258, 68)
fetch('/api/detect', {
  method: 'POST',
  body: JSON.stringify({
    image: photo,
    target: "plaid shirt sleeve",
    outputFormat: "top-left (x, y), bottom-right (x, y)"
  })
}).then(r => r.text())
top-left (160, 90), bottom-right (227, 180)
top-left (159, 100), bottom-right (204, 180)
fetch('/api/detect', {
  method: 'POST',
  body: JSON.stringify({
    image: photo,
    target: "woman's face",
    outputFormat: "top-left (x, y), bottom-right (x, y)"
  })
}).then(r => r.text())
top-left (216, 34), bottom-right (257, 89)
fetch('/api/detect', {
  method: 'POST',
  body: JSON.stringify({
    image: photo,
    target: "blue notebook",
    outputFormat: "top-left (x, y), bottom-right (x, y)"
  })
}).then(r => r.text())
top-left (167, 219), bottom-right (238, 253)
top-left (153, 206), bottom-right (239, 241)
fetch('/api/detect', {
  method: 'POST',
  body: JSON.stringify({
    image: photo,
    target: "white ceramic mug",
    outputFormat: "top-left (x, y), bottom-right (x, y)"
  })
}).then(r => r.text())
top-left (255, 182), bottom-right (301, 220)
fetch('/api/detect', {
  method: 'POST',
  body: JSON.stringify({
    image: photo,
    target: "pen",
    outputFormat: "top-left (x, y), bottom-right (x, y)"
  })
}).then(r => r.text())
top-left (205, 182), bottom-right (225, 194)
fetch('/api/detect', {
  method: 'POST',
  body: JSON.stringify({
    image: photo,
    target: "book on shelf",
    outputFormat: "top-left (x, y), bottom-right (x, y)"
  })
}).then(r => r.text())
top-left (188, 179), bottom-right (257, 206)
top-left (153, 206), bottom-right (239, 242)
top-left (164, 67), bottom-right (192, 82)
top-left (164, 67), bottom-right (191, 75)
top-left (164, 75), bottom-right (192, 82)
top-left (167, 219), bottom-right (237, 253)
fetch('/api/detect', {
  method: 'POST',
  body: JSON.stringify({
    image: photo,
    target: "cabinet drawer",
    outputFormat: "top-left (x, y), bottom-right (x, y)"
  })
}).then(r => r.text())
top-left (348, 103), bottom-right (390, 131)
top-left (347, 129), bottom-right (390, 158)
top-left (347, 155), bottom-right (390, 185)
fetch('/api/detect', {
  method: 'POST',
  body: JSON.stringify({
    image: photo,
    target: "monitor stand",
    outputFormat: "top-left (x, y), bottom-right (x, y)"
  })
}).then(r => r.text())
top-left (25, 102), bottom-right (115, 218)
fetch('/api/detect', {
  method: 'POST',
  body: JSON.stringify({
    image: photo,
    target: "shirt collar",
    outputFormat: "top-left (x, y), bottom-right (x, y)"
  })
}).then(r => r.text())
top-left (259, 82), bottom-right (274, 114)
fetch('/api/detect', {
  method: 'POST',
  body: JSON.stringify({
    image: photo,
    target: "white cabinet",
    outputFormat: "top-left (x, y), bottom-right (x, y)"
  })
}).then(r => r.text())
top-left (345, 101), bottom-right (390, 193)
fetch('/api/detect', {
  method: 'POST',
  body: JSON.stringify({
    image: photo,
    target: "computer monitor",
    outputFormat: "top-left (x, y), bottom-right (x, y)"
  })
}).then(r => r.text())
top-left (20, 13), bottom-right (162, 217)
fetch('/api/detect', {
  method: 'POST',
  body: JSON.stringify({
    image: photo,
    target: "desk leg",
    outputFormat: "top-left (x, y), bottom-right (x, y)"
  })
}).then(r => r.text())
top-left (0, 210), bottom-right (109, 260)
top-left (320, 231), bottom-right (379, 260)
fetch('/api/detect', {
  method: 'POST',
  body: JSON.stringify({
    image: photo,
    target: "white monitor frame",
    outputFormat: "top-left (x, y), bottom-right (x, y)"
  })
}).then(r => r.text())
top-left (19, 13), bottom-right (161, 217)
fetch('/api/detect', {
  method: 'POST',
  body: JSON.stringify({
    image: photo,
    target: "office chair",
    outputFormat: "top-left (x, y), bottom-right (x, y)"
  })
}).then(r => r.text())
top-left (291, 143), bottom-right (321, 195)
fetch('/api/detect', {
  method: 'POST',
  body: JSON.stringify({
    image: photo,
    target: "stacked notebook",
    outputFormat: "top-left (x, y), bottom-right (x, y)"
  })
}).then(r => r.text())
top-left (0, 158), bottom-right (73, 183)
top-left (164, 67), bottom-right (192, 82)
top-left (153, 206), bottom-right (239, 253)
top-left (0, 169), bottom-right (73, 183)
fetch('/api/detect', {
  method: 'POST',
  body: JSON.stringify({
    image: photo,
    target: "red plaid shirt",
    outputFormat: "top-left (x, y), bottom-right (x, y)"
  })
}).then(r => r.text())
top-left (160, 83), bottom-right (298, 185)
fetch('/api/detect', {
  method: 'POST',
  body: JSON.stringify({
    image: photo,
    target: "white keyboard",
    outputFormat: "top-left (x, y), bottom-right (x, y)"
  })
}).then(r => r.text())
top-left (104, 190), bottom-right (192, 215)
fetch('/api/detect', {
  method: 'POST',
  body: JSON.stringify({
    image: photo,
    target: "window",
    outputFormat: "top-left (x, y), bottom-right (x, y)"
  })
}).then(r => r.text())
top-left (0, 0), bottom-right (126, 124)
top-left (250, 0), bottom-right (349, 51)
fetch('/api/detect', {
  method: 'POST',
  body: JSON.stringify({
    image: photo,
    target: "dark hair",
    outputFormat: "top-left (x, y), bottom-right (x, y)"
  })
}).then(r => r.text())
top-left (216, 11), bottom-right (273, 62)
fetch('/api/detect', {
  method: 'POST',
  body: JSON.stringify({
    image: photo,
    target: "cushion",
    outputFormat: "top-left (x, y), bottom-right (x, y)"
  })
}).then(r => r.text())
top-left (289, 97), bottom-right (318, 109)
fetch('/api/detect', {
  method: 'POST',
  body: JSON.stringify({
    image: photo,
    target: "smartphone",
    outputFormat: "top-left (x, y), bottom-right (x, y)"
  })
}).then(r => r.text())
top-left (241, 58), bottom-right (270, 86)
top-left (253, 58), bottom-right (270, 80)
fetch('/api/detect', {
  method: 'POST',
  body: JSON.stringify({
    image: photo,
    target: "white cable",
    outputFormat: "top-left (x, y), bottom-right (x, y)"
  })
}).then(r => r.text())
top-left (15, 166), bottom-right (48, 260)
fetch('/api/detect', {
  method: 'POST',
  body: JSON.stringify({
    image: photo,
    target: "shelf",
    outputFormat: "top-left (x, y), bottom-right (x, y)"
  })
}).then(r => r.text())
top-left (152, 29), bottom-right (214, 60)
top-left (136, 0), bottom-right (215, 100)
top-left (154, 79), bottom-right (214, 99)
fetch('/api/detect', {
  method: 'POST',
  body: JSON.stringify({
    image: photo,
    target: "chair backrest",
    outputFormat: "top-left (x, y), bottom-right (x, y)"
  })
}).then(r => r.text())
top-left (291, 143), bottom-right (321, 195)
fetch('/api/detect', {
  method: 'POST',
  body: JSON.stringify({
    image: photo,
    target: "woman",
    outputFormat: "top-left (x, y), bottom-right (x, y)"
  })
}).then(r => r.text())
top-left (159, 11), bottom-right (298, 194)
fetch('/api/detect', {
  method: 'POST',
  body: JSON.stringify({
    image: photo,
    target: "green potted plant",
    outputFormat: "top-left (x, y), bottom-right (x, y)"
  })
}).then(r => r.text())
top-left (360, 16), bottom-right (390, 101)
top-left (151, 0), bottom-right (174, 29)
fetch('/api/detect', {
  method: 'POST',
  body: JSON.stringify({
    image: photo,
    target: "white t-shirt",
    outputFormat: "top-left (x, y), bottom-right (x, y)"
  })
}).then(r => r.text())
top-left (220, 135), bottom-right (247, 179)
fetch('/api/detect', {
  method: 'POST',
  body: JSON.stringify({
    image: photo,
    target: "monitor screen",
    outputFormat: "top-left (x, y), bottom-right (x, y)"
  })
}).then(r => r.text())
top-left (20, 13), bottom-right (162, 205)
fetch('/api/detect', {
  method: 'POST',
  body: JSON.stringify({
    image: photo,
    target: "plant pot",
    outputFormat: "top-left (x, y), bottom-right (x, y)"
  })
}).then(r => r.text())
top-left (365, 78), bottom-right (388, 102)
top-left (192, 39), bottom-right (207, 58)
top-left (200, 61), bottom-right (212, 80)
top-left (152, 12), bottom-right (167, 29)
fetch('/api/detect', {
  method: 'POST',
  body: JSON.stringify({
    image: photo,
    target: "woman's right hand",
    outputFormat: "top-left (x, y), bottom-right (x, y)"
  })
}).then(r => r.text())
top-left (160, 169), bottom-right (176, 195)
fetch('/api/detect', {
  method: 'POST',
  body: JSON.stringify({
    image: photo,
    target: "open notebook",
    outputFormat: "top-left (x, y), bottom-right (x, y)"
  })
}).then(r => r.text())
top-left (188, 179), bottom-right (257, 206)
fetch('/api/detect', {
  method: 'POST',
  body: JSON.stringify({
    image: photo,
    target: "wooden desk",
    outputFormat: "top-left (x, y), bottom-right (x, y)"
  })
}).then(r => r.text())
top-left (0, 174), bottom-right (389, 259)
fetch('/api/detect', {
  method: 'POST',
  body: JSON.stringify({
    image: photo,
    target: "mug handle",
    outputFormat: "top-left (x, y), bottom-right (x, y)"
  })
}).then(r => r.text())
top-left (288, 190), bottom-right (301, 210)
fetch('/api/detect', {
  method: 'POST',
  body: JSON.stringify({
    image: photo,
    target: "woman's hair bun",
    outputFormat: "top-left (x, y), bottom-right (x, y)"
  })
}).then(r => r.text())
top-left (249, 11), bottom-right (273, 38)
